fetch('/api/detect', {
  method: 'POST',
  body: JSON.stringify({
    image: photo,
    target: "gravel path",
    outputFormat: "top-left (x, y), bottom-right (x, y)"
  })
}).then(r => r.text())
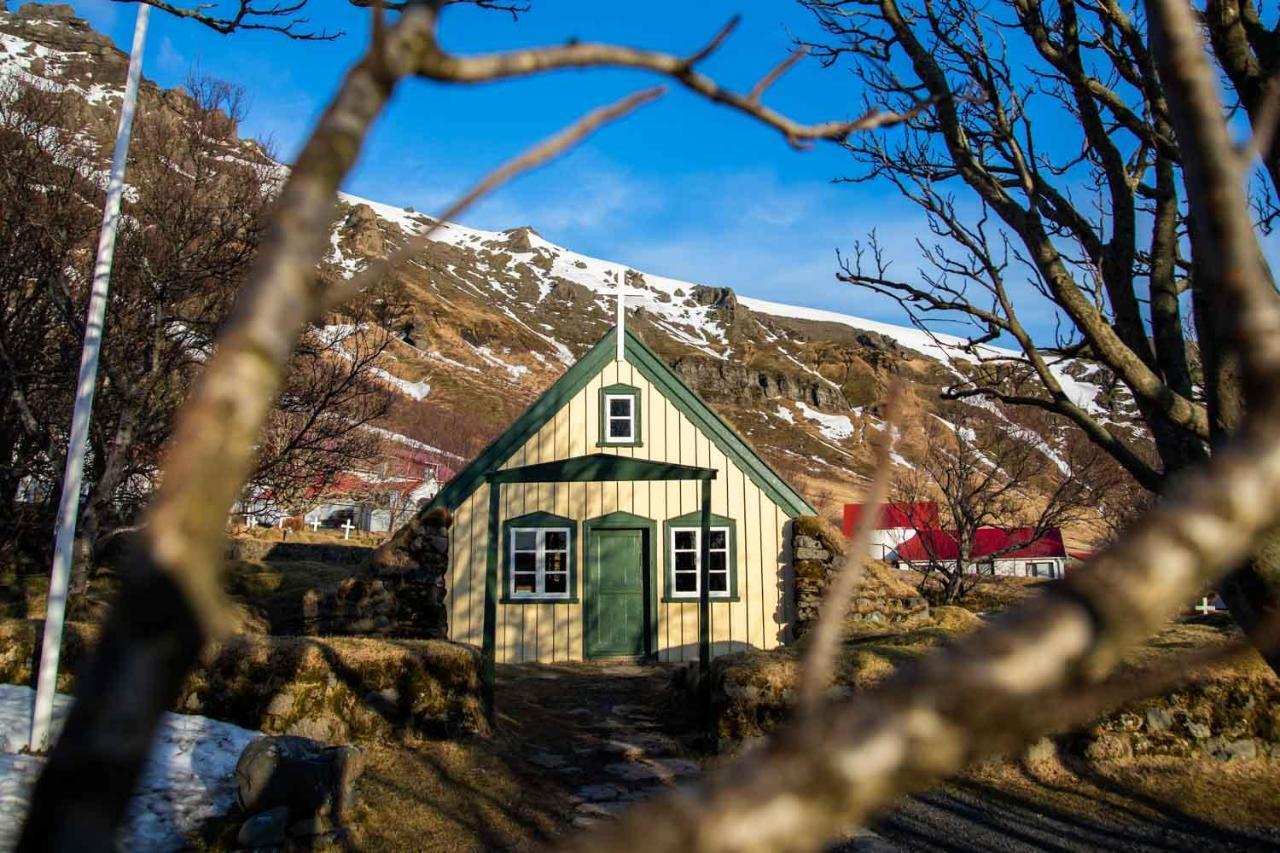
top-left (859, 781), bottom-right (1280, 852)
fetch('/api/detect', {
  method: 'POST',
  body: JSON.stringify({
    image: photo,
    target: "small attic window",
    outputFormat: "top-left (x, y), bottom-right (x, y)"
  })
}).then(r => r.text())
top-left (598, 384), bottom-right (642, 447)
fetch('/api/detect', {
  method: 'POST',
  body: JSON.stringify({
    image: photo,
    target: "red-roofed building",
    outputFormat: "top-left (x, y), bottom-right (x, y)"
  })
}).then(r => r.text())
top-left (893, 526), bottom-right (1067, 578)
top-left (843, 501), bottom-right (941, 561)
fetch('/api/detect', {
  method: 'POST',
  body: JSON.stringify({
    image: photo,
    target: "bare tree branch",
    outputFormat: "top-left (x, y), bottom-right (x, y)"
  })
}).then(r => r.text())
top-left (798, 381), bottom-right (902, 714)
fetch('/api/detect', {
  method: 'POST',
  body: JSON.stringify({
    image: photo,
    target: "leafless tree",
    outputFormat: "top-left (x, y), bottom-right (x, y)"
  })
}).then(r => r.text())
top-left (895, 404), bottom-right (1120, 603)
top-left (0, 72), bottom-right (398, 599)
top-left (800, 0), bottom-right (1280, 669)
top-left (18, 0), bottom-right (1280, 851)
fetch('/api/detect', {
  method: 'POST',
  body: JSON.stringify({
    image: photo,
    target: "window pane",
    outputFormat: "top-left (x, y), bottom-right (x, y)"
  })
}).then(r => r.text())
top-left (674, 530), bottom-right (696, 551)
top-left (708, 571), bottom-right (728, 593)
top-left (609, 398), bottom-right (632, 417)
top-left (675, 551), bottom-right (697, 572)
top-left (674, 572), bottom-right (697, 593)
top-left (709, 551), bottom-right (727, 573)
top-left (514, 551), bottom-right (536, 572)
top-left (545, 573), bottom-right (567, 594)
top-left (545, 550), bottom-right (567, 573)
top-left (514, 530), bottom-right (536, 550)
top-left (544, 530), bottom-right (567, 550)
top-left (709, 529), bottom-right (727, 550)
top-left (609, 418), bottom-right (632, 438)
top-left (513, 573), bottom-right (536, 593)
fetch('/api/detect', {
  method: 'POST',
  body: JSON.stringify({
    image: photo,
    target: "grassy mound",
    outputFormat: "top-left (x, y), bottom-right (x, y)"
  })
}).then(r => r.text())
top-left (0, 619), bottom-right (485, 741)
top-left (707, 617), bottom-right (1277, 757)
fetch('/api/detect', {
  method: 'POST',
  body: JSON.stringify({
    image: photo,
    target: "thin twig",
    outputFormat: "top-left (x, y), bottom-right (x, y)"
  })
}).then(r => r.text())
top-left (682, 16), bottom-right (742, 68)
top-left (324, 86), bottom-right (665, 308)
top-left (798, 381), bottom-right (903, 714)
top-left (748, 48), bottom-right (809, 104)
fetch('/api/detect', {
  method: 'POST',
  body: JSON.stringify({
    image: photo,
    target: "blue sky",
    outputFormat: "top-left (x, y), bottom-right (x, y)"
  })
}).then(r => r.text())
top-left (62, 0), bottom-right (1227, 344)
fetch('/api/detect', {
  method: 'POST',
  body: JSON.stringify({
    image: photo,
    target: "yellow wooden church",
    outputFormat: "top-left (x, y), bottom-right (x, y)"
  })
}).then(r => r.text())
top-left (425, 321), bottom-right (813, 674)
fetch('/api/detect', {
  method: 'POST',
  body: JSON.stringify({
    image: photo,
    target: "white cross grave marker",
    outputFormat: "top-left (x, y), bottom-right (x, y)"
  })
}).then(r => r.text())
top-left (309, 517), bottom-right (321, 532)
top-left (342, 519), bottom-right (355, 541)
top-left (1195, 596), bottom-right (1216, 616)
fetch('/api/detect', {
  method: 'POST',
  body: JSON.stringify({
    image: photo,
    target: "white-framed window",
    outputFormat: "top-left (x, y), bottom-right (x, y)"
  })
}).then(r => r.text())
top-left (509, 527), bottom-right (572, 599)
top-left (1027, 561), bottom-right (1056, 579)
top-left (670, 527), bottom-right (730, 598)
top-left (605, 394), bottom-right (635, 443)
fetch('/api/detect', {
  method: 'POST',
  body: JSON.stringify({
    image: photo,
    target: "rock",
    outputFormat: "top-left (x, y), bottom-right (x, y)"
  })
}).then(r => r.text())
top-left (1145, 707), bottom-right (1173, 733)
top-left (1084, 734), bottom-right (1132, 761)
top-left (575, 783), bottom-right (626, 802)
top-left (604, 758), bottom-right (700, 783)
top-left (529, 750), bottom-right (568, 769)
top-left (236, 736), bottom-right (366, 825)
top-left (1225, 738), bottom-right (1258, 761)
top-left (1187, 721), bottom-right (1212, 740)
top-left (577, 801), bottom-right (630, 819)
top-left (238, 806), bottom-right (289, 848)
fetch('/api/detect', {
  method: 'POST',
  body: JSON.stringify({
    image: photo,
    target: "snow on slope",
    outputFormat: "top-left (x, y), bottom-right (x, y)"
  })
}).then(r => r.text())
top-left (0, 684), bottom-right (259, 851)
top-left (337, 191), bottom-right (1108, 416)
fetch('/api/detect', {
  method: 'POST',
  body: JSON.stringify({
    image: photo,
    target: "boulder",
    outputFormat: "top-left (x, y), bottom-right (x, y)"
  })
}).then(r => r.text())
top-left (236, 736), bottom-right (366, 827)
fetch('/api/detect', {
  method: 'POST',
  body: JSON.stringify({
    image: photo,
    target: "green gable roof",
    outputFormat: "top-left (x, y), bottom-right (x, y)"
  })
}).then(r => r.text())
top-left (427, 327), bottom-right (815, 517)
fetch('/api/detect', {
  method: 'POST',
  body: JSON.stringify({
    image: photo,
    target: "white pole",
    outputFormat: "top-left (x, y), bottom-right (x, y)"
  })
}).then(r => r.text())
top-left (615, 275), bottom-right (625, 361)
top-left (30, 3), bottom-right (150, 753)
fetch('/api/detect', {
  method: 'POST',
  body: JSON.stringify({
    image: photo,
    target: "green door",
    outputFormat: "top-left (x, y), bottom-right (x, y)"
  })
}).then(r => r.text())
top-left (586, 529), bottom-right (646, 658)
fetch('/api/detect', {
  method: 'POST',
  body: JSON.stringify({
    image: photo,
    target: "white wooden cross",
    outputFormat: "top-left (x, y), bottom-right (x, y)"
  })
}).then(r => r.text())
top-left (341, 519), bottom-right (355, 541)
top-left (614, 274), bottom-right (646, 362)
top-left (1195, 596), bottom-right (1217, 616)
top-left (308, 517), bottom-right (321, 532)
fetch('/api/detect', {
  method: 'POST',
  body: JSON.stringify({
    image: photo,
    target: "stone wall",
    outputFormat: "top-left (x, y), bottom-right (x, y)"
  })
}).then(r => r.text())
top-left (791, 515), bottom-right (929, 638)
top-left (0, 619), bottom-right (485, 740)
top-left (368, 507), bottom-right (450, 638)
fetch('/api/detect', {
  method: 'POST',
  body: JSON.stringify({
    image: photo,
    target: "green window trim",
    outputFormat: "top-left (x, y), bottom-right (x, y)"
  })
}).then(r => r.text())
top-left (597, 383), bottom-right (642, 448)
top-left (662, 511), bottom-right (739, 603)
top-left (501, 511), bottom-right (579, 604)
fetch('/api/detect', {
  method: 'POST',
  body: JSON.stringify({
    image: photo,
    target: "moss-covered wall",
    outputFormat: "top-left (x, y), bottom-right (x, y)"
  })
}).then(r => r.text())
top-left (0, 619), bottom-right (484, 741)
top-left (791, 515), bottom-right (928, 637)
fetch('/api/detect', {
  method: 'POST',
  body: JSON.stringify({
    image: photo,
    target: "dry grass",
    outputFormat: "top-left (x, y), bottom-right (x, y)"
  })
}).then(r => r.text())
top-left (967, 752), bottom-right (1280, 829)
top-left (353, 739), bottom-right (567, 851)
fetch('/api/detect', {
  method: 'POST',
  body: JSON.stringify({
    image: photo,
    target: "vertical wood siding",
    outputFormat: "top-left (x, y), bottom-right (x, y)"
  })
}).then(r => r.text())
top-left (447, 359), bottom-right (793, 662)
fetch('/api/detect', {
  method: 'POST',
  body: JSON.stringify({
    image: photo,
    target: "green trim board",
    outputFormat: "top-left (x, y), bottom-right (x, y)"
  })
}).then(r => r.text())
top-left (488, 454), bottom-right (714, 485)
top-left (427, 327), bottom-right (814, 517)
top-left (583, 511), bottom-right (659, 659)
top-left (662, 510), bottom-right (740, 603)
top-left (500, 511), bottom-right (579, 604)
top-left (597, 383), bottom-right (642, 447)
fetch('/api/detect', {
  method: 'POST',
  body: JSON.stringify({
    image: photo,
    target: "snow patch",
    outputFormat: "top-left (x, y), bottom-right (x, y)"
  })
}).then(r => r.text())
top-left (796, 401), bottom-right (855, 441)
top-left (0, 684), bottom-right (260, 851)
top-left (370, 367), bottom-right (431, 400)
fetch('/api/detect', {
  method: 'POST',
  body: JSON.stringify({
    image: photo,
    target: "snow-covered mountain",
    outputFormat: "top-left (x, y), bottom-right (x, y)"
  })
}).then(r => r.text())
top-left (0, 2), bottom-right (1139, 512)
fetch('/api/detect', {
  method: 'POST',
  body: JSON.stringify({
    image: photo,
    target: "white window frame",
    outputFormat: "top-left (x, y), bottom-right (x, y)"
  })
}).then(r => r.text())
top-left (669, 526), bottom-right (731, 599)
top-left (508, 527), bottom-right (572, 600)
top-left (1027, 560), bottom-right (1056, 579)
top-left (604, 393), bottom-right (636, 444)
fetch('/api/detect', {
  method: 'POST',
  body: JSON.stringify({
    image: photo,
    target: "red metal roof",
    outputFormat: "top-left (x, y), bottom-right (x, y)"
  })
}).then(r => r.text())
top-left (843, 501), bottom-right (940, 537)
top-left (894, 527), bottom-right (1066, 561)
